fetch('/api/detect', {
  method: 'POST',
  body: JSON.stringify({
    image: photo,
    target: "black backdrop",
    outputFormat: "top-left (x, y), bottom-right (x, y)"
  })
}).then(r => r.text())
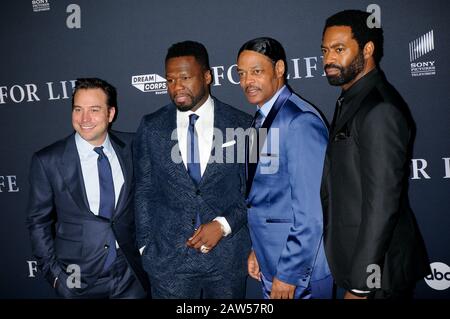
top-left (0, 0), bottom-right (449, 298)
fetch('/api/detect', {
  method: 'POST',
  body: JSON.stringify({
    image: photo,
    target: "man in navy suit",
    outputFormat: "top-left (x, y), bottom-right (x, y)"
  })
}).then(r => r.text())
top-left (26, 78), bottom-right (149, 298)
top-left (134, 41), bottom-right (252, 299)
top-left (236, 37), bottom-right (333, 299)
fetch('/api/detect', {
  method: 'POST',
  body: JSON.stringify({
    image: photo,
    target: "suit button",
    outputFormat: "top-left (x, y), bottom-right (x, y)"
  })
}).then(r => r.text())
top-left (246, 204), bottom-right (252, 208)
top-left (104, 244), bottom-right (109, 249)
top-left (196, 189), bottom-right (201, 195)
top-left (191, 218), bottom-right (196, 225)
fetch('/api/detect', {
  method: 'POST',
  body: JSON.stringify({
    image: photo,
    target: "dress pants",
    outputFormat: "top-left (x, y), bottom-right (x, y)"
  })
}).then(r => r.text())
top-left (260, 272), bottom-right (333, 299)
top-left (55, 249), bottom-right (147, 299)
top-left (150, 248), bottom-right (246, 299)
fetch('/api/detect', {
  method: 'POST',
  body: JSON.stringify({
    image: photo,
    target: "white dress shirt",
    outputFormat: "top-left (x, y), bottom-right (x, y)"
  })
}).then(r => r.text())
top-left (75, 133), bottom-right (124, 213)
top-left (176, 95), bottom-right (231, 236)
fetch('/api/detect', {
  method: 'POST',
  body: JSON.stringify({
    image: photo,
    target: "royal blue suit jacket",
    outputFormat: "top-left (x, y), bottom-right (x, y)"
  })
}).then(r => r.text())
top-left (134, 97), bottom-right (252, 286)
top-left (26, 131), bottom-right (149, 292)
top-left (247, 87), bottom-right (330, 296)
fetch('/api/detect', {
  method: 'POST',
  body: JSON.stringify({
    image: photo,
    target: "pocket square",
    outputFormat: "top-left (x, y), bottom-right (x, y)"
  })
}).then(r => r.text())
top-left (221, 140), bottom-right (236, 148)
top-left (334, 132), bottom-right (349, 141)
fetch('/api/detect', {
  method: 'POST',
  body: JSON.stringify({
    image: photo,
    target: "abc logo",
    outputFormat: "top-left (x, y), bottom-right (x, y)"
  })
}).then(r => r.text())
top-left (424, 262), bottom-right (450, 290)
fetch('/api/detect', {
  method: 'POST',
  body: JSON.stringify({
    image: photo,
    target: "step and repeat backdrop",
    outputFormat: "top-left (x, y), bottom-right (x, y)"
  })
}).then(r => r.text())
top-left (0, 0), bottom-right (448, 298)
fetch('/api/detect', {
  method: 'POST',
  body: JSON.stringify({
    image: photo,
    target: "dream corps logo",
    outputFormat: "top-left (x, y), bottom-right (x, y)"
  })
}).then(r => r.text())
top-left (409, 30), bottom-right (436, 77)
top-left (131, 74), bottom-right (167, 95)
top-left (425, 262), bottom-right (450, 290)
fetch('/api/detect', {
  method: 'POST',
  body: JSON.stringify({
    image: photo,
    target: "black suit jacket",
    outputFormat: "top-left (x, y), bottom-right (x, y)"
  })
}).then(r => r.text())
top-left (320, 69), bottom-right (430, 294)
top-left (26, 131), bottom-right (149, 292)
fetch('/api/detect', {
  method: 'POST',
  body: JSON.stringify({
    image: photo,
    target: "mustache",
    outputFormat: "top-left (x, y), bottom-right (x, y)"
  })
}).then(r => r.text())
top-left (324, 64), bottom-right (343, 71)
top-left (245, 85), bottom-right (260, 92)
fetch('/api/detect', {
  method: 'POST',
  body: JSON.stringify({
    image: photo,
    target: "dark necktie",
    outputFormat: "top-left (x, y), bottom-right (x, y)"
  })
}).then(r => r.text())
top-left (186, 114), bottom-right (202, 228)
top-left (93, 146), bottom-right (116, 270)
top-left (249, 109), bottom-right (264, 163)
top-left (332, 96), bottom-right (345, 129)
top-left (246, 109), bottom-right (264, 191)
top-left (335, 96), bottom-right (345, 122)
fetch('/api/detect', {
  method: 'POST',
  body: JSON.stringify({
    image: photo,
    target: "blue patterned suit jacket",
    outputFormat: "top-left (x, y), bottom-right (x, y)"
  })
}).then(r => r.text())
top-left (134, 97), bottom-right (252, 286)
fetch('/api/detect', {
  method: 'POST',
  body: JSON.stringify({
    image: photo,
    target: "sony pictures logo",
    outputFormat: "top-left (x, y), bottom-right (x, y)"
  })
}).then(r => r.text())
top-left (131, 74), bottom-right (167, 95)
top-left (409, 30), bottom-right (436, 77)
top-left (31, 0), bottom-right (50, 12)
top-left (424, 262), bottom-right (450, 290)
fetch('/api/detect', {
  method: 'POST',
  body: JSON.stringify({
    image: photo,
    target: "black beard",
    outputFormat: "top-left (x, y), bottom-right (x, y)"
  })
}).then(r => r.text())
top-left (172, 88), bottom-right (208, 112)
top-left (325, 51), bottom-right (365, 86)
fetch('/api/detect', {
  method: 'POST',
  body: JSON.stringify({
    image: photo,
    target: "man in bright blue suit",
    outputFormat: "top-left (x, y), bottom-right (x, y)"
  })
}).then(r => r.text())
top-left (237, 37), bottom-right (333, 299)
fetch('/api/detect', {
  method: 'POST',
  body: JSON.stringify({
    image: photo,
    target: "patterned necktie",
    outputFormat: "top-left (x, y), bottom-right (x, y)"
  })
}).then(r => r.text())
top-left (253, 109), bottom-right (264, 130)
top-left (249, 109), bottom-right (264, 164)
top-left (93, 146), bottom-right (116, 270)
top-left (186, 114), bottom-right (202, 228)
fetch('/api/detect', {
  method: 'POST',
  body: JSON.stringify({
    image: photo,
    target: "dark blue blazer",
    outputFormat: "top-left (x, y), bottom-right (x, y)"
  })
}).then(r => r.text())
top-left (134, 97), bottom-right (252, 285)
top-left (26, 131), bottom-right (149, 292)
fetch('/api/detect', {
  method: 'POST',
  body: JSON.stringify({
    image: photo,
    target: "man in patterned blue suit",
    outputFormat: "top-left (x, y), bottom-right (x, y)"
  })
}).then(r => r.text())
top-left (237, 37), bottom-right (333, 299)
top-left (134, 41), bottom-right (252, 298)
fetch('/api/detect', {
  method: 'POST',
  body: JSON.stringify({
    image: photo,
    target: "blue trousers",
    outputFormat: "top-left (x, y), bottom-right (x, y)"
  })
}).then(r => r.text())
top-left (261, 273), bottom-right (333, 299)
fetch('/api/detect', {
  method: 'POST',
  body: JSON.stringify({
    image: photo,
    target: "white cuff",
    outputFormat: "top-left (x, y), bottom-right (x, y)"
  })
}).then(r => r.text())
top-left (213, 217), bottom-right (231, 237)
top-left (351, 289), bottom-right (370, 293)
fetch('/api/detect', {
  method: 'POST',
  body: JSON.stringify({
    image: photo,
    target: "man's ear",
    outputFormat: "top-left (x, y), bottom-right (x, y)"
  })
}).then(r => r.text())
top-left (108, 106), bottom-right (116, 123)
top-left (204, 69), bottom-right (212, 85)
top-left (275, 60), bottom-right (285, 79)
top-left (363, 41), bottom-right (375, 60)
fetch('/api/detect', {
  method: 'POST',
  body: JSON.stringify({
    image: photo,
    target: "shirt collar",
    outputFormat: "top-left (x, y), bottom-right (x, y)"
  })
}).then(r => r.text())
top-left (177, 94), bottom-right (214, 125)
top-left (257, 85), bottom-right (286, 118)
top-left (341, 68), bottom-right (380, 103)
top-left (75, 132), bottom-right (113, 159)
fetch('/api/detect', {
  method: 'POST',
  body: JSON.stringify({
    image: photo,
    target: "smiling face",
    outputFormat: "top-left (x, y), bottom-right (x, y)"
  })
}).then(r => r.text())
top-left (165, 56), bottom-right (211, 112)
top-left (237, 50), bottom-right (285, 107)
top-left (321, 26), bottom-right (368, 91)
top-left (72, 88), bottom-right (115, 146)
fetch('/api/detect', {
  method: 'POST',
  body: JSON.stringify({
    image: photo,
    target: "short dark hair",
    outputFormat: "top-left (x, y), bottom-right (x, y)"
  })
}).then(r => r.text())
top-left (237, 37), bottom-right (288, 78)
top-left (72, 77), bottom-right (117, 108)
top-left (165, 40), bottom-right (210, 71)
top-left (323, 10), bottom-right (384, 64)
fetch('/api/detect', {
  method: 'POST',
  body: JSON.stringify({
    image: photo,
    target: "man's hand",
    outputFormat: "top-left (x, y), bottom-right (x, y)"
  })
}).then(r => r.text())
top-left (247, 250), bottom-right (261, 281)
top-left (344, 291), bottom-right (368, 299)
top-left (186, 220), bottom-right (223, 252)
top-left (270, 277), bottom-right (296, 299)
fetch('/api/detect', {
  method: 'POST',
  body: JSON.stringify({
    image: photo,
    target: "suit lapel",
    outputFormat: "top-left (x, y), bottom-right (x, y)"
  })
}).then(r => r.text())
top-left (246, 87), bottom-right (292, 195)
top-left (329, 101), bottom-right (361, 141)
top-left (109, 132), bottom-right (131, 216)
top-left (200, 98), bottom-right (226, 185)
top-left (59, 134), bottom-right (91, 213)
top-left (164, 105), bottom-right (198, 189)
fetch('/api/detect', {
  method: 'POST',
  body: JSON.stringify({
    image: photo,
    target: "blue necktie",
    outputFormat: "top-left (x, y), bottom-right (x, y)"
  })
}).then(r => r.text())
top-left (253, 109), bottom-right (264, 130)
top-left (93, 146), bottom-right (117, 270)
top-left (186, 114), bottom-right (202, 228)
